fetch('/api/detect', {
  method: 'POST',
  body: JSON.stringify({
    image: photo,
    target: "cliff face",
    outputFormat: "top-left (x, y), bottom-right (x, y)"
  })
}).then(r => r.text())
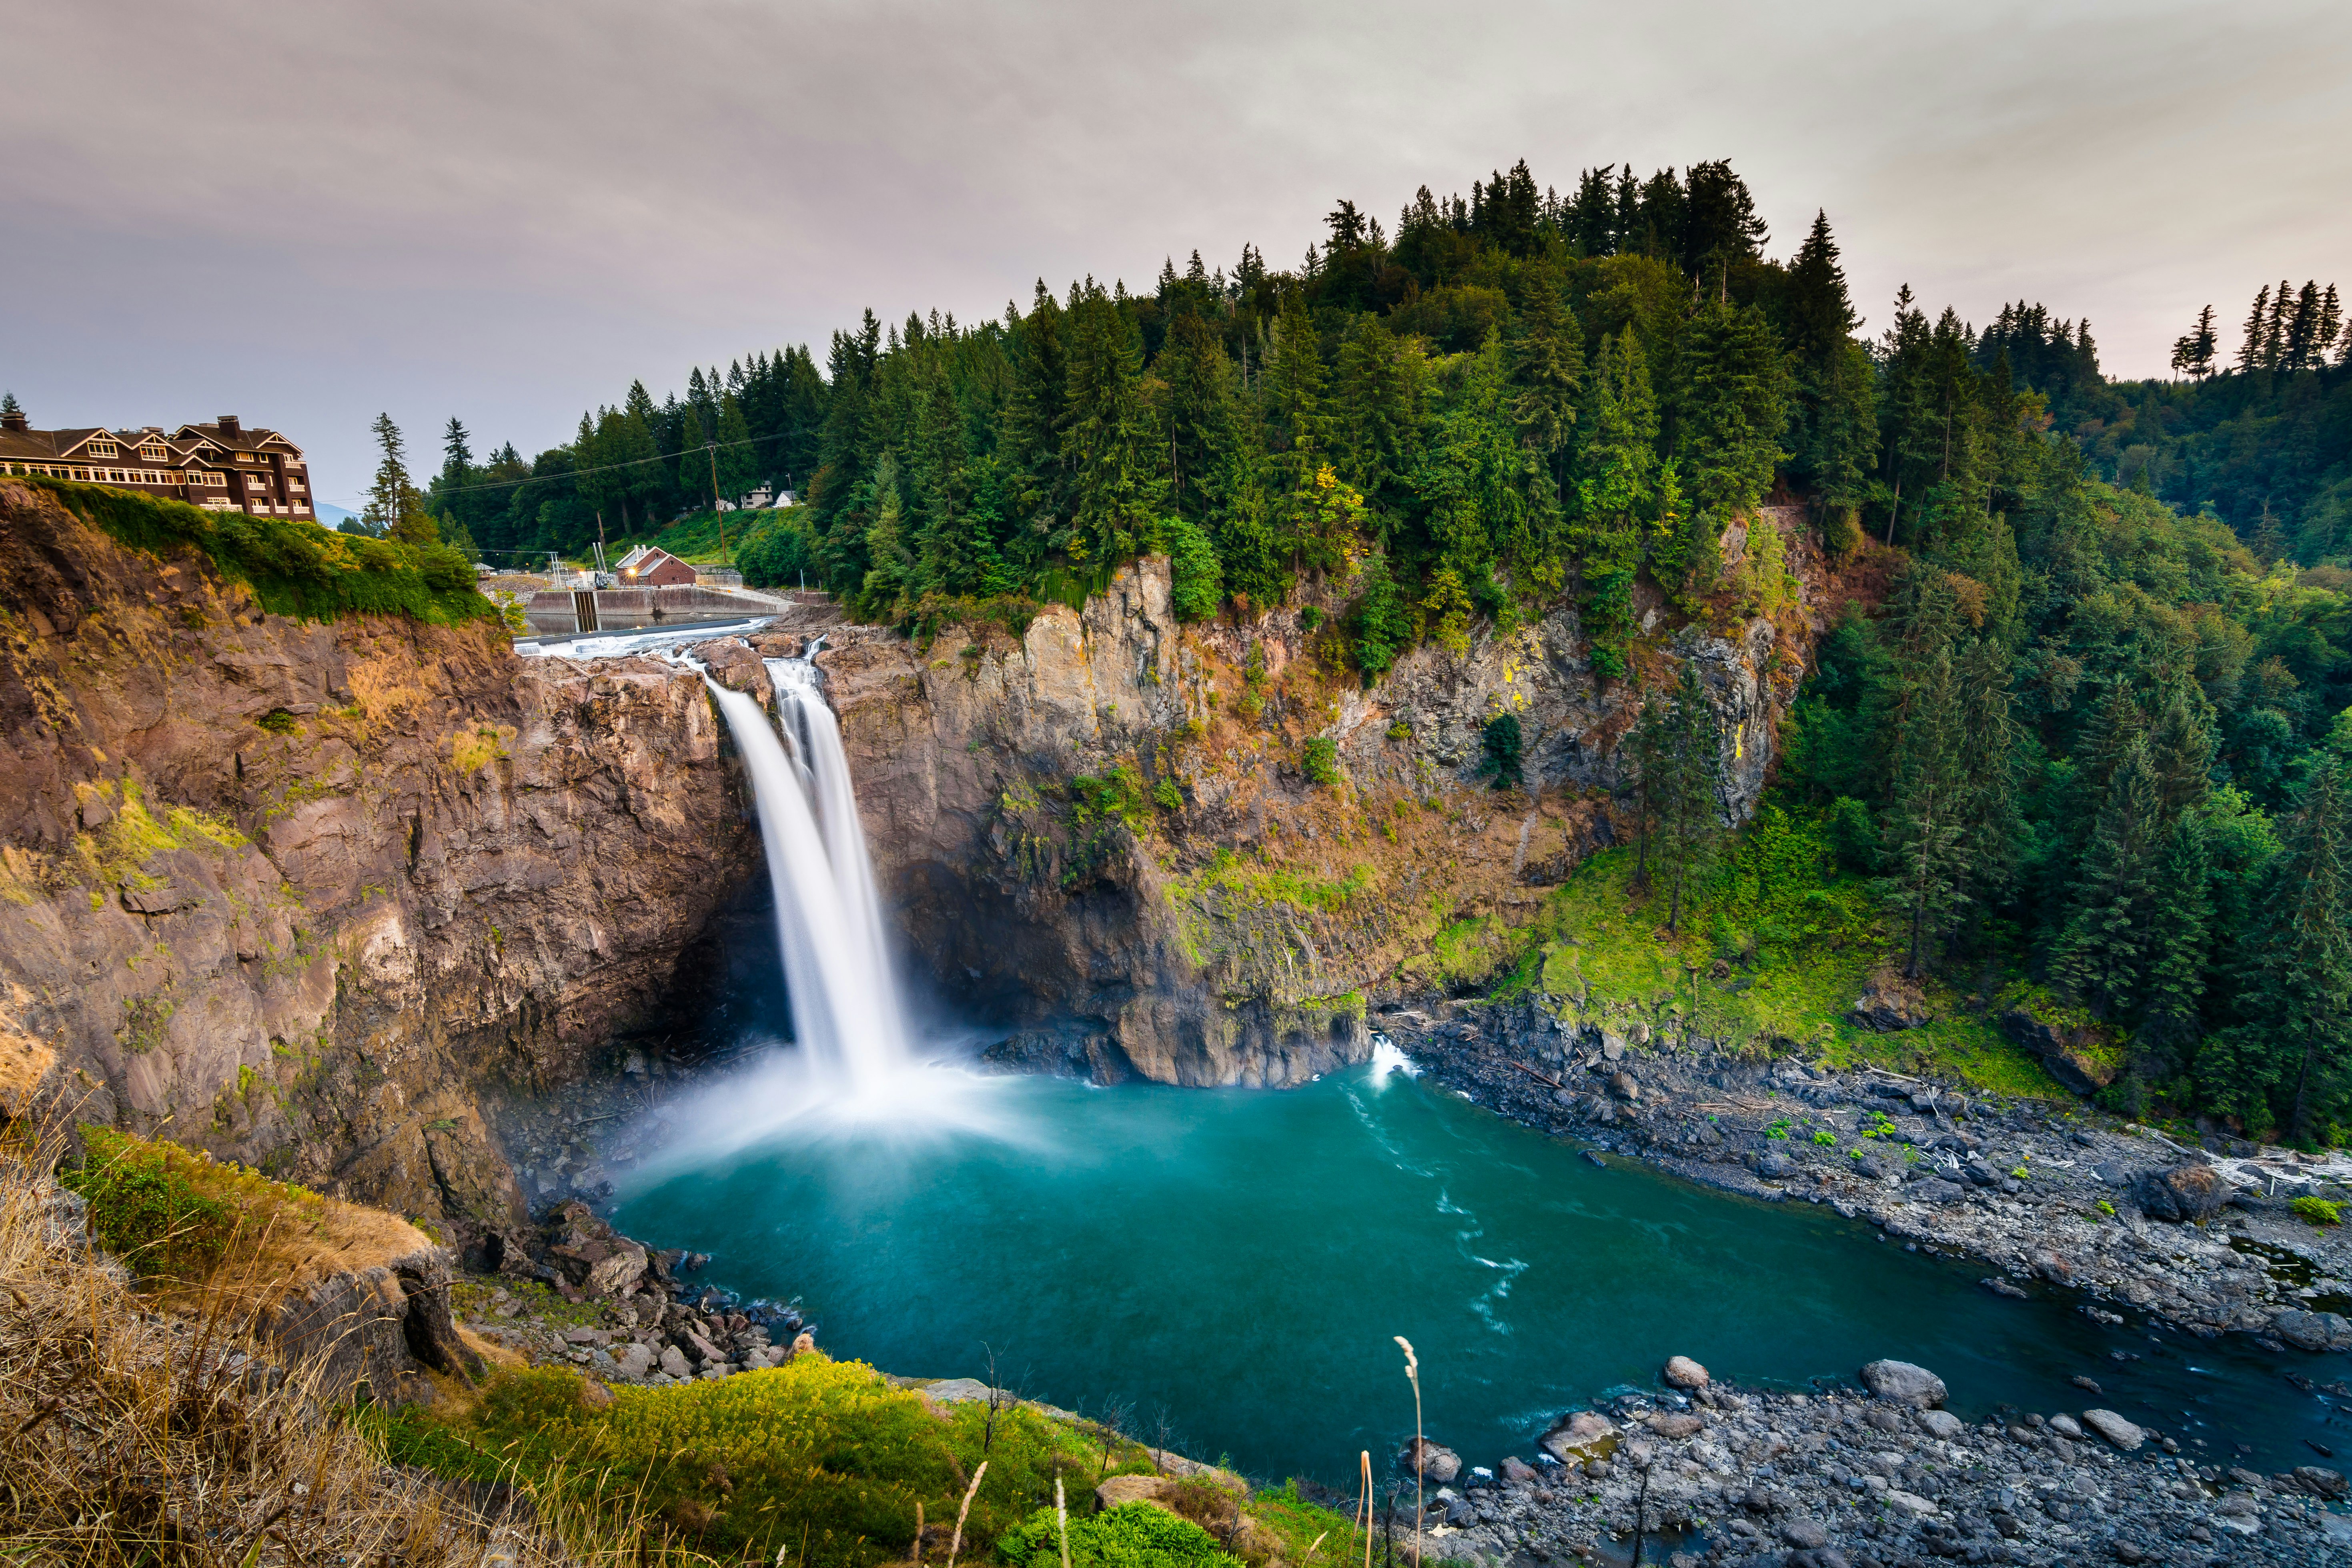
top-left (0, 475), bottom-right (1841, 1215)
top-left (815, 505), bottom-right (1836, 1087)
top-left (0, 482), bottom-right (755, 1246)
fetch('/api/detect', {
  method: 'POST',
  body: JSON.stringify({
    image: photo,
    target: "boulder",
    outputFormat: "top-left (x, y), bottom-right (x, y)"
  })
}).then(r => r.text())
top-left (1499, 1456), bottom-right (1540, 1486)
top-left (2292, 1466), bottom-right (2349, 1500)
top-left (2131, 1163), bottom-right (2231, 1223)
top-left (1850, 972), bottom-right (1930, 1033)
top-left (1648, 1413), bottom-right (1704, 1439)
top-left (1781, 1517), bottom-right (1829, 1549)
top-left (1608, 1071), bottom-right (1641, 1101)
top-left (1540, 1410), bottom-right (1619, 1463)
top-left (2047, 1414), bottom-right (2083, 1439)
top-left (585, 1241), bottom-right (649, 1298)
top-left (1997, 1003), bottom-right (2122, 1093)
top-left (1758, 1150), bottom-right (1795, 1180)
top-left (1917, 1410), bottom-right (1963, 1440)
top-left (1859, 1360), bottom-right (1947, 1409)
top-left (1662, 1354), bottom-right (1710, 1390)
top-left (614, 1342), bottom-right (655, 1380)
top-left (2272, 1310), bottom-right (2352, 1353)
top-left (658, 1344), bottom-right (690, 1378)
top-left (1399, 1436), bottom-right (1461, 1484)
top-left (2079, 1409), bottom-right (2144, 1451)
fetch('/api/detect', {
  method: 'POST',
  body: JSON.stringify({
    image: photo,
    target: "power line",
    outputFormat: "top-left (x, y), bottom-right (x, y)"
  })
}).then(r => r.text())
top-left (427, 429), bottom-right (797, 498)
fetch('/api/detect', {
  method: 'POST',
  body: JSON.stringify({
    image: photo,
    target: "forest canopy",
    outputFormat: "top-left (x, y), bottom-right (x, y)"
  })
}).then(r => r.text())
top-left (424, 157), bottom-right (2352, 1143)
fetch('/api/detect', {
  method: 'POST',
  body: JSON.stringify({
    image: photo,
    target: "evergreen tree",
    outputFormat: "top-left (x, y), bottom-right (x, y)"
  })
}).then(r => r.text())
top-left (1061, 285), bottom-right (1162, 564)
top-left (1331, 314), bottom-right (1418, 519)
top-left (1667, 300), bottom-right (1791, 603)
top-left (2053, 742), bottom-right (2163, 1015)
top-left (715, 393), bottom-right (757, 505)
top-left (1877, 642), bottom-right (1969, 976)
top-left (363, 413), bottom-right (435, 544)
top-left (858, 454), bottom-right (913, 619)
top-left (2236, 285), bottom-right (2272, 373)
top-left (676, 405), bottom-right (711, 506)
top-left (2205, 767), bottom-right (2352, 1140)
top-left (2136, 814), bottom-right (2213, 1056)
top-left (1508, 274), bottom-right (1584, 491)
top-left (1348, 550), bottom-right (1411, 680)
top-left (2170, 305), bottom-right (2218, 380)
top-left (1166, 512), bottom-right (1223, 621)
top-left (1569, 328), bottom-right (1659, 678)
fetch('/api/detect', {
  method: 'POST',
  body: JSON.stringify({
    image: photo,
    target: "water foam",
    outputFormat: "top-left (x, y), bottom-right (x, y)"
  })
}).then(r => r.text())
top-left (679, 648), bottom-right (1026, 1149)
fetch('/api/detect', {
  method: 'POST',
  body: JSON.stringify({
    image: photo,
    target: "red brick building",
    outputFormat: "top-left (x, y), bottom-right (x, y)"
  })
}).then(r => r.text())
top-left (612, 545), bottom-right (697, 586)
top-left (0, 407), bottom-right (314, 519)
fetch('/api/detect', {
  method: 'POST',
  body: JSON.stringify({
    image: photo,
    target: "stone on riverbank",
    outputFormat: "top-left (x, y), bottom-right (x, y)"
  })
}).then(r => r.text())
top-left (1859, 1359), bottom-right (1947, 1408)
top-left (2080, 1408), bottom-right (2145, 1450)
top-left (2271, 1308), bottom-right (2352, 1352)
top-left (2132, 1162), bottom-right (2232, 1223)
top-left (1662, 1354), bottom-right (1709, 1390)
top-left (1401, 1436), bottom-right (1462, 1483)
top-left (1539, 1410), bottom-right (1618, 1463)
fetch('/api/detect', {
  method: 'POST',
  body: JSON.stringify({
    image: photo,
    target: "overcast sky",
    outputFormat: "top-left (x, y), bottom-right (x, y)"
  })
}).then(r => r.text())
top-left (5, 0), bottom-right (2348, 507)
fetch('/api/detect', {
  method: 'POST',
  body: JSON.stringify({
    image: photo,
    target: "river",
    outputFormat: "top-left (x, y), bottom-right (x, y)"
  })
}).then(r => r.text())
top-left (613, 1050), bottom-right (2347, 1485)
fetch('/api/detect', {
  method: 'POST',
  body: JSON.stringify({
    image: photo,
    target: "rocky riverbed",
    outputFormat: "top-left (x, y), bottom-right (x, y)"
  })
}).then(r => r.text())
top-left (1381, 999), bottom-right (2352, 1356)
top-left (1390, 1354), bottom-right (2351, 1568)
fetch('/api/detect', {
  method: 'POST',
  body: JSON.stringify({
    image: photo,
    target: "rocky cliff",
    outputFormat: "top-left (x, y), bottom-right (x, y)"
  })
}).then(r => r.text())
top-left (0, 481), bottom-right (756, 1249)
top-left (810, 505), bottom-right (1843, 1087)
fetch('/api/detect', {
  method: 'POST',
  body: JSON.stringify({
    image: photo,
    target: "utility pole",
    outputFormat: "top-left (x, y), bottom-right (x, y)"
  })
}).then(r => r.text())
top-left (707, 439), bottom-right (727, 561)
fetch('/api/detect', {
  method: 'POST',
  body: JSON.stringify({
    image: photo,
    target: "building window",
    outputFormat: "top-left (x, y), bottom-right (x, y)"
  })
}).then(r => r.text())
top-left (90, 441), bottom-right (119, 458)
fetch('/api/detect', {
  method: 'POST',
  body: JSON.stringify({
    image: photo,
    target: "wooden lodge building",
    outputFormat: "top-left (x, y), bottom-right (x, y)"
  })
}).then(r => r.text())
top-left (0, 406), bottom-right (315, 520)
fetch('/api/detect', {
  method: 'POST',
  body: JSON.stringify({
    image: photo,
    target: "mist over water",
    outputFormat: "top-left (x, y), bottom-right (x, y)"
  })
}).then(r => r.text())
top-left (689, 653), bottom-right (1027, 1152)
top-left (654, 643), bottom-right (2344, 1487)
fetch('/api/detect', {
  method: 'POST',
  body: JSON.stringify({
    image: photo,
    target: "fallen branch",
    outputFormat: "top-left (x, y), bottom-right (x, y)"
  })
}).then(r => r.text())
top-left (1505, 1059), bottom-right (1564, 1090)
top-left (945, 1460), bottom-right (987, 1568)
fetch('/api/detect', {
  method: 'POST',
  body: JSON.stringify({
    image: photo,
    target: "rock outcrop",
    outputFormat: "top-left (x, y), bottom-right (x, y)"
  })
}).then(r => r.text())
top-left (0, 481), bottom-right (757, 1248)
top-left (813, 507), bottom-right (1838, 1087)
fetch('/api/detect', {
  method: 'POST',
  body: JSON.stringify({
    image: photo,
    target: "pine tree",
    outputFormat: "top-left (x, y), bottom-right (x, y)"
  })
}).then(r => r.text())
top-left (2136, 815), bottom-right (2212, 1055)
top-left (1508, 275), bottom-right (1584, 487)
top-left (716, 394), bottom-right (757, 506)
top-left (858, 454), bottom-right (913, 619)
top-left (1061, 286), bottom-right (1163, 565)
top-left (1877, 642), bottom-right (1969, 977)
top-left (2053, 742), bottom-right (2163, 1015)
top-left (1331, 314), bottom-right (1417, 518)
top-left (2208, 767), bottom-right (2352, 1139)
top-left (675, 405), bottom-right (709, 504)
top-left (1569, 328), bottom-right (1659, 678)
top-left (1784, 212), bottom-right (1875, 510)
top-left (363, 413), bottom-right (435, 544)
top-left (1166, 511), bottom-right (1223, 621)
top-left (2236, 285), bottom-right (2272, 373)
top-left (1348, 550), bottom-right (1411, 680)
top-left (2284, 281), bottom-right (2322, 371)
top-left (2262, 279), bottom-right (2292, 369)
top-left (2170, 305), bottom-right (2218, 379)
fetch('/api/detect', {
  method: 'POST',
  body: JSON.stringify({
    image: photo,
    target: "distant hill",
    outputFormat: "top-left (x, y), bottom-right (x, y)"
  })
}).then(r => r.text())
top-left (314, 501), bottom-right (360, 527)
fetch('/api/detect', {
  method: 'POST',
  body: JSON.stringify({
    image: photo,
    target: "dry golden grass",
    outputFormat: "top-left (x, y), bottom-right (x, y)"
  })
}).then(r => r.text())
top-left (0, 1139), bottom-right (549, 1566)
top-left (3, 1123), bottom-right (797, 1566)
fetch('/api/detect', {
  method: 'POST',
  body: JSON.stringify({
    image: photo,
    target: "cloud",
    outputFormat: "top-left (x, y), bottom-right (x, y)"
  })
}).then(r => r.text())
top-left (4, 0), bottom-right (2347, 498)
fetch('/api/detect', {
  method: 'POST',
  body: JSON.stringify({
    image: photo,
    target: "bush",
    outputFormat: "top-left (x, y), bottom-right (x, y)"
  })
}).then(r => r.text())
top-left (371, 1359), bottom-right (1165, 1568)
top-left (29, 477), bottom-right (495, 626)
top-left (59, 1127), bottom-right (234, 1282)
top-left (1479, 713), bottom-right (1523, 789)
top-left (998, 1501), bottom-right (1242, 1568)
top-left (2292, 1196), bottom-right (2342, 1227)
top-left (1301, 736), bottom-right (1340, 788)
top-left (1167, 514), bottom-right (1223, 622)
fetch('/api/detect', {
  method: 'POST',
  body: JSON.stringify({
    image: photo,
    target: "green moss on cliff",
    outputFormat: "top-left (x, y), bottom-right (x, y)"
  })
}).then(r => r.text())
top-left (28, 477), bottom-right (495, 627)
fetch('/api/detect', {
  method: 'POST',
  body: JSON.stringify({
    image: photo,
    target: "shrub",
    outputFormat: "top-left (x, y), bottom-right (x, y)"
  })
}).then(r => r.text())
top-left (1301, 736), bottom-right (1340, 788)
top-left (59, 1127), bottom-right (234, 1282)
top-left (2292, 1196), bottom-right (2342, 1227)
top-left (997, 1501), bottom-right (1242, 1568)
top-left (1167, 514), bottom-right (1224, 622)
top-left (1153, 778), bottom-right (1184, 812)
top-left (29, 477), bottom-right (494, 627)
top-left (1479, 713), bottom-right (1523, 789)
top-left (1812, 1130), bottom-right (1837, 1147)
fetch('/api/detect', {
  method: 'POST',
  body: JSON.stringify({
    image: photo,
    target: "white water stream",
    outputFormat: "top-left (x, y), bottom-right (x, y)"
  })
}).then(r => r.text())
top-left (684, 645), bottom-right (1018, 1150)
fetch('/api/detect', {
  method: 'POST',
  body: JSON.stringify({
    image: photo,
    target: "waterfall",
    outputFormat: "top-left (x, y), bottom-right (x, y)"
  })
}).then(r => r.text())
top-left (701, 651), bottom-right (910, 1089)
